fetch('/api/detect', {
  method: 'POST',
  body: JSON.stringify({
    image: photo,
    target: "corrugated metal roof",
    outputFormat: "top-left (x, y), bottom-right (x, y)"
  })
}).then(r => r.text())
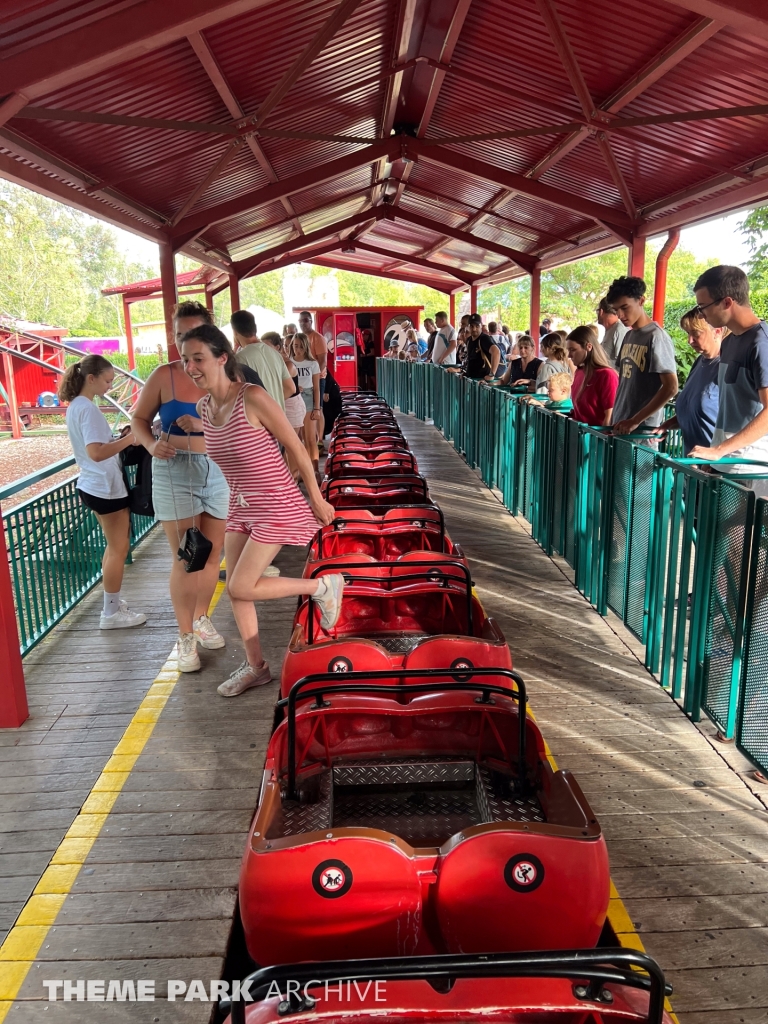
top-left (3, 0), bottom-right (768, 288)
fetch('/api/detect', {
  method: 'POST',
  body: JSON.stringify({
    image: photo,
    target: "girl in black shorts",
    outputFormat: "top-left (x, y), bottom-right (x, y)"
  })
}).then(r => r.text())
top-left (59, 355), bottom-right (146, 630)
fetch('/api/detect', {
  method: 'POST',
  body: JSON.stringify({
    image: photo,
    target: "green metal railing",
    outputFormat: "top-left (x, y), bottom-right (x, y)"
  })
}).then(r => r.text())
top-left (378, 359), bottom-right (768, 776)
top-left (2, 458), bottom-right (156, 655)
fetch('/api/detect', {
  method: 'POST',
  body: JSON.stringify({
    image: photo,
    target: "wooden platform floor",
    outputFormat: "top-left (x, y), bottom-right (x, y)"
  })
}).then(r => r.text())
top-left (1, 414), bottom-right (768, 1021)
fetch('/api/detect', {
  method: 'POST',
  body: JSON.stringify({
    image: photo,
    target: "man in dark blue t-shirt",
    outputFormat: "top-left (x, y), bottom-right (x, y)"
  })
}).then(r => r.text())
top-left (690, 266), bottom-right (768, 492)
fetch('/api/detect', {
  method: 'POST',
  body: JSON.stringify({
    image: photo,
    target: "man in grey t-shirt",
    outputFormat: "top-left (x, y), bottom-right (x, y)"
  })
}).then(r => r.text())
top-left (606, 276), bottom-right (678, 432)
top-left (431, 311), bottom-right (457, 365)
top-left (597, 296), bottom-right (629, 366)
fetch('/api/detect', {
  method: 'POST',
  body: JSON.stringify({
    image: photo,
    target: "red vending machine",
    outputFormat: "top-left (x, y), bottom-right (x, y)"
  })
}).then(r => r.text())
top-left (295, 306), bottom-right (423, 392)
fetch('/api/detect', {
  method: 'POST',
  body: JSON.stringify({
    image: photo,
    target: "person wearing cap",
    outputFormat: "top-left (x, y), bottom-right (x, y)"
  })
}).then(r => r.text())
top-left (464, 313), bottom-right (500, 381)
top-left (539, 317), bottom-right (553, 338)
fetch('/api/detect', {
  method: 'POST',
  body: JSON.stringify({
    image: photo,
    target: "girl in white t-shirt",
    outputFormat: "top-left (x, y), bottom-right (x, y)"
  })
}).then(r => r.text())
top-left (59, 355), bottom-right (146, 630)
top-left (290, 333), bottom-right (322, 482)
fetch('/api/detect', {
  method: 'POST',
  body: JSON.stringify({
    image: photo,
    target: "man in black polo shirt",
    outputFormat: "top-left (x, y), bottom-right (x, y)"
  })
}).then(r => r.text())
top-left (464, 313), bottom-right (500, 380)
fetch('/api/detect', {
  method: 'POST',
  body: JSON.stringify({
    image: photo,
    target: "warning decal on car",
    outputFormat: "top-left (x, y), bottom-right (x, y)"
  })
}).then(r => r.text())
top-left (504, 853), bottom-right (544, 893)
top-left (313, 859), bottom-right (353, 898)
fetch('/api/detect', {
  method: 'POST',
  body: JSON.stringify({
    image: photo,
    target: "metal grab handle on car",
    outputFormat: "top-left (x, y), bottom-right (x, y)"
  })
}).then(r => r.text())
top-left (280, 667), bottom-right (528, 802)
top-left (222, 947), bottom-right (670, 1024)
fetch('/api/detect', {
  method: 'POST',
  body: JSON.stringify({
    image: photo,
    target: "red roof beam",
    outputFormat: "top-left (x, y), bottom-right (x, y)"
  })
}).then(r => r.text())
top-left (170, 138), bottom-right (400, 241)
top-left (187, 30), bottom-right (303, 233)
top-left (352, 240), bottom-right (476, 285)
top-left (409, 141), bottom-right (634, 230)
top-left (234, 208), bottom-right (388, 278)
top-left (0, 0), bottom-right (275, 101)
top-left (388, 205), bottom-right (537, 273)
top-left (245, 240), bottom-right (348, 279)
top-left (251, 0), bottom-right (368, 129)
top-left (307, 256), bottom-right (453, 293)
top-left (658, 0), bottom-right (768, 42)
top-left (638, 174), bottom-right (768, 237)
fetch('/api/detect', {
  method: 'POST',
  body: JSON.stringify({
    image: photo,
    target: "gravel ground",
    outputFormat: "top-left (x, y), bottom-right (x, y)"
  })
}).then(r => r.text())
top-left (0, 435), bottom-right (76, 510)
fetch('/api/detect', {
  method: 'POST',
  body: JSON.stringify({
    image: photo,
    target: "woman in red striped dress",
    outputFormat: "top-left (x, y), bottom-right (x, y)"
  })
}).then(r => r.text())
top-left (181, 325), bottom-right (344, 697)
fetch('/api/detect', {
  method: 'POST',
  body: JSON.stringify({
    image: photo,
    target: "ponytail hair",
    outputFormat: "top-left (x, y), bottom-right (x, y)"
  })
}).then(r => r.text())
top-left (58, 354), bottom-right (113, 402)
top-left (180, 323), bottom-right (241, 382)
top-left (541, 332), bottom-right (568, 362)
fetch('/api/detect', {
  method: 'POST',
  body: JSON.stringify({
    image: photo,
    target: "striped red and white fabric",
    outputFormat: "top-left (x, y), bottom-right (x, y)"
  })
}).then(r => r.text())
top-left (201, 385), bottom-right (319, 545)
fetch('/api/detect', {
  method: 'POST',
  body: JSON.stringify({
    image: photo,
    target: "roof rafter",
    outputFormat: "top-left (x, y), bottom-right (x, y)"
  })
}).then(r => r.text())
top-left (308, 255), bottom-right (453, 292)
top-left (170, 138), bottom-right (400, 240)
top-left (659, 0), bottom-right (768, 41)
top-left (0, 0), bottom-right (275, 101)
top-left (410, 140), bottom-right (633, 229)
top-left (235, 208), bottom-right (388, 277)
top-left (388, 205), bottom-right (538, 272)
top-left (353, 240), bottom-right (476, 284)
top-left (186, 29), bottom-right (302, 233)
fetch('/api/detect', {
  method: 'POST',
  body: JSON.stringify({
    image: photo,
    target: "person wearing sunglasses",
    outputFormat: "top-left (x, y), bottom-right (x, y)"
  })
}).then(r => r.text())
top-left (689, 265), bottom-right (768, 493)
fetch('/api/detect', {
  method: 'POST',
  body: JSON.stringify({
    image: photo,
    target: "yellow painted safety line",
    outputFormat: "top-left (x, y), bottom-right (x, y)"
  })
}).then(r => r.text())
top-left (0, 580), bottom-right (227, 1022)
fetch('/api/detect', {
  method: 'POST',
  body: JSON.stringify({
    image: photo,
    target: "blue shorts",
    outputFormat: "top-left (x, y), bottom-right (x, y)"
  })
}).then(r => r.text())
top-left (152, 452), bottom-right (229, 522)
top-left (319, 377), bottom-right (326, 405)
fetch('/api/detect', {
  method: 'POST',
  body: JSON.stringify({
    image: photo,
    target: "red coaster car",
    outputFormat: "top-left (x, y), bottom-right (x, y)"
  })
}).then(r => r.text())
top-left (325, 450), bottom-right (419, 479)
top-left (239, 671), bottom-right (610, 967)
top-left (308, 507), bottom-right (457, 561)
top-left (331, 426), bottom-right (405, 444)
top-left (282, 555), bottom-right (506, 698)
top-left (327, 436), bottom-right (410, 459)
top-left (325, 475), bottom-right (430, 508)
top-left (221, 949), bottom-right (674, 1024)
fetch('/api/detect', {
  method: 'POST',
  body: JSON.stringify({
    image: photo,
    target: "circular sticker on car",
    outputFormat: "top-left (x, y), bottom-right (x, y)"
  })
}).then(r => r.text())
top-left (313, 860), bottom-right (353, 898)
top-left (450, 658), bottom-right (474, 682)
top-left (504, 854), bottom-right (544, 893)
top-left (328, 656), bottom-right (352, 673)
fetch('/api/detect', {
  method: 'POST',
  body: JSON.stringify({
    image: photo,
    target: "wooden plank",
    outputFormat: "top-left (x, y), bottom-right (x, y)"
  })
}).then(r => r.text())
top-left (71, 859), bottom-right (241, 893)
top-left (611, 862), bottom-right (768, 898)
top-left (53, 888), bottom-right (236, 926)
top-left (33, 919), bottom-right (233, 959)
top-left (95, 809), bottom-right (255, 837)
top-left (14, 955), bottom-right (224, 1001)
top-left (85, 834), bottom-right (247, 862)
top-left (622, 893), bottom-right (768, 932)
top-left (120, 770), bottom-right (260, 792)
top-left (109, 790), bottom-right (258, 814)
top-left (639, 926), bottom-right (768, 970)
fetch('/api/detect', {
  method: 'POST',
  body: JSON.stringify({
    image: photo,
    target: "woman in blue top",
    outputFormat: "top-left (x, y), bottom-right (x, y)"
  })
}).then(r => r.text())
top-left (131, 301), bottom-right (230, 673)
top-left (658, 307), bottom-right (728, 455)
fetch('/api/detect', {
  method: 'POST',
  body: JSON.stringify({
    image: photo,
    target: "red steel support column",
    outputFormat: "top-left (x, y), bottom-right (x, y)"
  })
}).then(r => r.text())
top-left (652, 229), bottom-right (680, 326)
top-left (529, 267), bottom-right (541, 353)
top-left (627, 234), bottom-right (646, 279)
top-left (0, 512), bottom-right (28, 727)
top-left (123, 296), bottom-right (135, 372)
top-left (159, 241), bottom-right (179, 361)
top-left (449, 292), bottom-right (457, 326)
top-left (470, 284), bottom-right (478, 314)
top-left (229, 273), bottom-right (241, 314)
top-left (204, 288), bottom-right (214, 314)
top-left (2, 351), bottom-right (23, 440)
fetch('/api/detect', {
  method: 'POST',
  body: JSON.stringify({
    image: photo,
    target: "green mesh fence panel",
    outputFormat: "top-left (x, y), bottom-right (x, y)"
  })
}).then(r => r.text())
top-left (4, 466), bottom-right (155, 656)
top-left (701, 477), bottom-right (754, 737)
top-left (564, 417), bottom-right (579, 567)
top-left (738, 500), bottom-right (768, 774)
top-left (624, 444), bottom-right (656, 641)
top-left (552, 414), bottom-right (567, 555)
top-left (608, 439), bottom-right (632, 619)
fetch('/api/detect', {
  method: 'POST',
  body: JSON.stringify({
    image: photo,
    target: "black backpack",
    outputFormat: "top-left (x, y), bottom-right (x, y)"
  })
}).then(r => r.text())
top-left (121, 443), bottom-right (154, 518)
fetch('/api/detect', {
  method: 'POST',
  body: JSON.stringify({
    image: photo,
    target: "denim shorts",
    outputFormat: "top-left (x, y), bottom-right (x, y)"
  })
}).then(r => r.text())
top-left (152, 452), bottom-right (229, 522)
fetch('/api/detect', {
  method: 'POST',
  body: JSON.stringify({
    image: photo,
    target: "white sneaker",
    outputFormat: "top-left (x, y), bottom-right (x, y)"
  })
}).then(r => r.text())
top-left (313, 573), bottom-right (345, 629)
top-left (177, 632), bottom-right (201, 672)
top-left (262, 564), bottom-right (281, 578)
top-left (99, 601), bottom-right (146, 630)
top-left (193, 614), bottom-right (225, 649)
top-left (217, 660), bottom-right (272, 697)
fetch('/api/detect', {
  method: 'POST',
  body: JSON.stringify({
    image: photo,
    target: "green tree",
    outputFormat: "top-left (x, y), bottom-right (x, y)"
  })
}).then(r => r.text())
top-left (0, 183), bottom-right (156, 335)
top-left (740, 205), bottom-right (768, 288)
